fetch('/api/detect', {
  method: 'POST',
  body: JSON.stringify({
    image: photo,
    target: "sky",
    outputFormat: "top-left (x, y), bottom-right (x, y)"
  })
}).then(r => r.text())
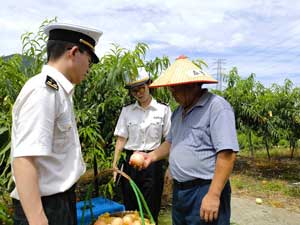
top-left (1, 0), bottom-right (300, 88)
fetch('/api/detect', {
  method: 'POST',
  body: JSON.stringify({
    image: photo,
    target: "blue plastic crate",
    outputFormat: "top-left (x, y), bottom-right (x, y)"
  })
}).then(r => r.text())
top-left (76, 197), bottom-right (125, 225)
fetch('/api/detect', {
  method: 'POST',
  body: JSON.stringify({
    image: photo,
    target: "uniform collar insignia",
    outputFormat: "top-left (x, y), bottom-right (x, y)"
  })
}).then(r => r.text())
top-left (45, 75), bottom-right (59, 91)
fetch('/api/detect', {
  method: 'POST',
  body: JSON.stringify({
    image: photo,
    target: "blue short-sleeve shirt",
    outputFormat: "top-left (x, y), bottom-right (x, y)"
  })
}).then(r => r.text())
top-left (167, 89), bottom-right (239, 182)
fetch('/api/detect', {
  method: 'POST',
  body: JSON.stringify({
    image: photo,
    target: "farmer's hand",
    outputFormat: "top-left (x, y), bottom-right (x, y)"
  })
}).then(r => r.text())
top-left (142, 152), bottom-right (153, 169)
top-left (200, 192), bottom-right (220, 223)
top-left (129, 151), bottom-right (153, 170)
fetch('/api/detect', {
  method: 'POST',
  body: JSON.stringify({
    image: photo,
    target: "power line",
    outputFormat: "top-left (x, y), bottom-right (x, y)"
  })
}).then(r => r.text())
top-left (212, 59), bottom-right (226, 91)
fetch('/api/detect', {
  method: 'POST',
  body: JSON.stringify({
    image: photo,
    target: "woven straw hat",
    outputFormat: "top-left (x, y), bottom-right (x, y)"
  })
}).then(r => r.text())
top-left (149, 55), bottom-right (217, 88)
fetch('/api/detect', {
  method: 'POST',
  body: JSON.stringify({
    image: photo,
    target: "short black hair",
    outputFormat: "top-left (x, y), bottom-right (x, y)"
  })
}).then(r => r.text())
top-left (46, 40), bottom-right (90, 62)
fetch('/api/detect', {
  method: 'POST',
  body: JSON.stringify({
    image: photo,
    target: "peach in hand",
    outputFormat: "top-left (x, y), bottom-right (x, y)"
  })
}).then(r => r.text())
top-left (129, 152), bottom-right (145, 168)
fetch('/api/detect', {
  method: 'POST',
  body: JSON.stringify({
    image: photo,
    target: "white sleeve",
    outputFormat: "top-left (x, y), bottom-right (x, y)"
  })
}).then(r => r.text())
top-left (114, 107), bottom-right (128, 138)
top-left (12, 86), bottom-right (56, 157)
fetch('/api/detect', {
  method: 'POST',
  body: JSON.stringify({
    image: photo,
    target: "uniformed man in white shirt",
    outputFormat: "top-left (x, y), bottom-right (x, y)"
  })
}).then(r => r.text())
top-left (10, 23), bottom-right (102, 225)
top-left (112, 67), bottom-right (172, 224)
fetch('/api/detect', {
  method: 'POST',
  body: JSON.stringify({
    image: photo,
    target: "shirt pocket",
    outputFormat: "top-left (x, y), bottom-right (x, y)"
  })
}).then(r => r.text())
top-left (148, 120), bottom-right (163, 140)
top-left (184, 124), bottom-right (206, 148)
top-left (53, 120), bottom-right (73, 153)
top-left (127, 121), bottom-right (139, 141)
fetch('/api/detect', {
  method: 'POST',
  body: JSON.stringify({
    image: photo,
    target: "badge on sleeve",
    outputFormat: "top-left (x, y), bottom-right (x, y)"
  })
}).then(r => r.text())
top-left (45, 76), bottom-right (59, 91)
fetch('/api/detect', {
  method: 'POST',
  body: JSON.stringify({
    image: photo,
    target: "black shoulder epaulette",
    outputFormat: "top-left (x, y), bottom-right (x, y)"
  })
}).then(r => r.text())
top-left (123, 102), bottom-right (134, 107)
top-left (157, 100), bottom-right (169, 106)
top-left (45, 76), bottom-right (59, 91)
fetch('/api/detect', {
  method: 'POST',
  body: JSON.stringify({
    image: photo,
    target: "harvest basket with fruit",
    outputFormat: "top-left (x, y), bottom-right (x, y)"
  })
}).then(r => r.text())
top-left (82, 168), bottom-right (155, 225)
top-left (94, 211), bottom-right (154, 225)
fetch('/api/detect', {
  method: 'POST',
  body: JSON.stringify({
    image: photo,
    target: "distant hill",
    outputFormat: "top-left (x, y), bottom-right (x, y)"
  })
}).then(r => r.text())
top-left (2, 53), bottom-right (23, 61)
top-left (1, 54), bottom-right (34, 68)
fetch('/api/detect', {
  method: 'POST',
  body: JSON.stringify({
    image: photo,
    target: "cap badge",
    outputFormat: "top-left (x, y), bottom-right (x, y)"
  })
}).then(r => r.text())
top-left (79, 39), bottom-right (95, 51)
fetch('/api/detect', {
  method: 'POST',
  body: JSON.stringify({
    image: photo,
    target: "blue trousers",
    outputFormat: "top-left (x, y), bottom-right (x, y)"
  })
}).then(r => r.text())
top-left (172, 181), bottom-right (231, 225)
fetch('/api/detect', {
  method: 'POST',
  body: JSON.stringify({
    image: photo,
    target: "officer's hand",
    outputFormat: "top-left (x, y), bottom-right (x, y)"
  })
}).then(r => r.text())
top-left (200, 192), bottom-right (220, 223)
top-left (28, 211), bottom-right (48, 225)
top-left (113, 171), bottom-right (117, 182)
top-left (112, 164), bottom-right (120, 182)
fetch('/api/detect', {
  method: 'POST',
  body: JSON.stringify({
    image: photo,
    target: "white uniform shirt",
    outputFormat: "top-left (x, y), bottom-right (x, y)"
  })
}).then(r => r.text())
top-left (114, 98), bottom-right (171, 151)
top-left (10, 65), bottom-right (86, 199)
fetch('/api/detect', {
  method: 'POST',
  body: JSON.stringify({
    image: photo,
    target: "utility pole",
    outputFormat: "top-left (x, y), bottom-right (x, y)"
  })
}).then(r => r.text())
top-left (212, 59), bottom-right (226, 90)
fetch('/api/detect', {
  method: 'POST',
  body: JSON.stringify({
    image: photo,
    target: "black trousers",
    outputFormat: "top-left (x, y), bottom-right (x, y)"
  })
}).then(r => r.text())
top-left (13, 185), bottom-right (77, 225)
top-left (120, 150), bottom-right (164, 224)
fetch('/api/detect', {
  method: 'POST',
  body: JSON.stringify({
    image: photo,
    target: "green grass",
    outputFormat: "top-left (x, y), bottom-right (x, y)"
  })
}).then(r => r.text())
top-left (231, 151), bottom-right (300, 211)
top-left (232, 152), bottom-right (300, 198)
top-left (231, 175), bottom-right (296, 195)
top-left (238, 147), bottom-right (299, 160)
top-left (158, 209), bottom-right (172, 224)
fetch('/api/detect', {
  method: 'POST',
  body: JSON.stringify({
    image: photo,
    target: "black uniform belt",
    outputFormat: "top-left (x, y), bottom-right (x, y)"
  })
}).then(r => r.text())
top-left (173, 178), bottom-right (211, 190)
top-left (124, 149), bottom-right (154, 153)
top-left (13, 183), bottom-right (76, 204)
top-left (43, 183), bottom-right (76, 200)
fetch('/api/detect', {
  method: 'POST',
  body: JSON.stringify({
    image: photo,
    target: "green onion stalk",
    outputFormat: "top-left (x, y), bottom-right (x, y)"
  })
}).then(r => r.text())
top-left (116, 168), bottom-right (155, 225)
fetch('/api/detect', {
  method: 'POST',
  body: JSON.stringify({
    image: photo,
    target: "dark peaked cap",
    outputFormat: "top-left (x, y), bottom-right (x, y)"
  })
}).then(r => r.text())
top-left (44, 23), bottom-right (102, 63)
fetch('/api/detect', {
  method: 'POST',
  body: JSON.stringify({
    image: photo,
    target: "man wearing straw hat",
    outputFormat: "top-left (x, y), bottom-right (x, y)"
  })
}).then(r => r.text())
top-left (135, 56), bottom-right (239, 225)
top-left (10, 23), bottom-right (102, 225)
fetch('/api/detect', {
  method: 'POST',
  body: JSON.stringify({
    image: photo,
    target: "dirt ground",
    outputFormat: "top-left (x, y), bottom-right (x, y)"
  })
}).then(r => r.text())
top-left (158, 195), bottom-right (300, 225)
top-left (231, 196), bottom-right (300, 225)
